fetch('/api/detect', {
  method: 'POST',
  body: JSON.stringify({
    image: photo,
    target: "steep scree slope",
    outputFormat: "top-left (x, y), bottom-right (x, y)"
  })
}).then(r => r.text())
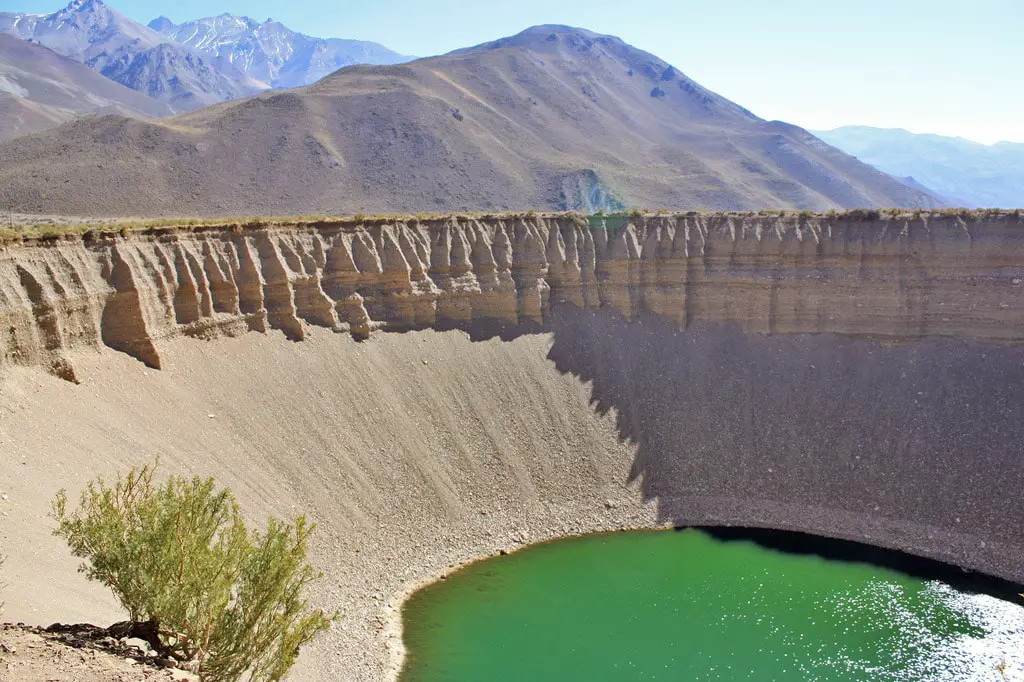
top-left (0, 26), bottom-right (940, 216)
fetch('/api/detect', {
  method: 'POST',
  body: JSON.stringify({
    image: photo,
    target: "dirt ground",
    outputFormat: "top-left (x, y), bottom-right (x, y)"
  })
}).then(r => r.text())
top-left (0, 623), bottom-right (195, 681)
top-left (5, 212), bottom-right (131, 228)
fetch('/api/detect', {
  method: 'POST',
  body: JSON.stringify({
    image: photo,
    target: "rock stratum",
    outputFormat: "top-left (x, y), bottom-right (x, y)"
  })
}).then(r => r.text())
top-left (1, 210), bottom-right (1023, 681)
top-left (5, 211), bottom-right (1022, 379)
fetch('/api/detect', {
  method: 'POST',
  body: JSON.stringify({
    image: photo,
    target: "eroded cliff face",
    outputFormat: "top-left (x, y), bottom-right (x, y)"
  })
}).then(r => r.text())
top-left (2, 211), bottom-right (1022, 381)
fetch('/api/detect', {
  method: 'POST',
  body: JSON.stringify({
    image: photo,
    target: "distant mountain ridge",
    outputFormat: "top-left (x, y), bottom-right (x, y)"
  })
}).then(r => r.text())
top-left (0, 32), bottom-right (173, 139)
top-left (0, 0), bottom-right (409, 112)
top-left (148, 14), bottom-right (412, 88)
top-left (0, 25), bottom-right (940, 217)
top-left (814, 126), bottom-right (1024, 208)
top-left (0, 0), bottom-right (259, 111)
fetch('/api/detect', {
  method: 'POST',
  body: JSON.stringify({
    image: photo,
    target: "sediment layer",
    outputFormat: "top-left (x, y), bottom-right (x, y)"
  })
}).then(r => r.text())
top-left (3, 211), bottom-right (1022, 382)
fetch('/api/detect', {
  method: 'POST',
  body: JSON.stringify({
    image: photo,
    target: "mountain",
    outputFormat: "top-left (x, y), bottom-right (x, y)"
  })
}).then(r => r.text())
top-left (0, 32), bottom-right (173, 140)
top-left (148, 14), bottom-right (412, 89)
top-left (0, 0), bottom-right (260, 111)
top-left (894, 175), bottom-right (970, 208)
top-left (814, 126), bottom-right (1024, 208)
top-left (0, 25), bottom-right (940, 217)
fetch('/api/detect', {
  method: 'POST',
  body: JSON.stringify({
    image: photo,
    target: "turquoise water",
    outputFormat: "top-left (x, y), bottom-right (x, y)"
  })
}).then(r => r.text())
top-left (400, 529), bottom-right (1024, 681)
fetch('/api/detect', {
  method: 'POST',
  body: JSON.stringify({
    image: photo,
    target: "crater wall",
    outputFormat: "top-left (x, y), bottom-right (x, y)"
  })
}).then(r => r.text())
top-left (1, 211), bottom-right (1022, 680)
top-left (3, 211), bottom-right (1023, 381)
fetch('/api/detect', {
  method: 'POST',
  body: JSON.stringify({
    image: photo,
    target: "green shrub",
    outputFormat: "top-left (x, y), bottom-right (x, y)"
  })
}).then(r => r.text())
top-left (569, 212), bottom-right (589, 228)
top-left (53, 462), bottom-right (333, 681)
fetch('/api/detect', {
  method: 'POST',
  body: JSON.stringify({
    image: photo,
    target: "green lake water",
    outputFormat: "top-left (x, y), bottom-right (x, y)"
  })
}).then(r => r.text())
top-left (399, 529), bottom-right (1024, 681)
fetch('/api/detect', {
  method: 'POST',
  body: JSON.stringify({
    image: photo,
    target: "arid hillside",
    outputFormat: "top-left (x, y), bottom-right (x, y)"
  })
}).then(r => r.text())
top-left (0, 33), bottom-right (173, 140)
top-left (0, 26), bottom-right (940, 216)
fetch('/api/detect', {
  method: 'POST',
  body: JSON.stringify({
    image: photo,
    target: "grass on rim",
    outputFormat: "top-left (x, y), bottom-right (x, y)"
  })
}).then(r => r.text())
top-left (2, 208), bottom-right (1019, 245)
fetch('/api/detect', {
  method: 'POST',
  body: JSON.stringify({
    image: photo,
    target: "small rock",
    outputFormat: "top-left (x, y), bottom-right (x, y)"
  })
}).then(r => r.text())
top-left (421, 359), bottom-right (428, 365)
top-left (1, 493), bottom-right (8, 501)
top-left (207, 414), bottom-right (216, 419)
top-left (604, 500), bottom-right (616, 509)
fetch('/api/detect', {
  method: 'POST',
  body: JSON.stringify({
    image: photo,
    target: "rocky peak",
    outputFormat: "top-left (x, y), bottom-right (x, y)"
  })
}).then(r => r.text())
top-left (60, 0), bottom-right (114, 22)
top-left (65, 0), bottom-right (105, 10)
top-left (460, 24), bottom-right (604, 53)
top-left (147, 16), bottom-right (175, 32)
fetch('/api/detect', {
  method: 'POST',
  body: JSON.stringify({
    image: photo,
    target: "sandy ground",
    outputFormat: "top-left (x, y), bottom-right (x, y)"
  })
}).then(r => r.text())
top-left (0, 327), bottom-right (658, 681)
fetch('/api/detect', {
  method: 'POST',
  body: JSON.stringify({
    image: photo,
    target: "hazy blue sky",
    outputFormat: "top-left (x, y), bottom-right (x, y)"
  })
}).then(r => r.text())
top-left (8, 0), bottom-right (1023, 143)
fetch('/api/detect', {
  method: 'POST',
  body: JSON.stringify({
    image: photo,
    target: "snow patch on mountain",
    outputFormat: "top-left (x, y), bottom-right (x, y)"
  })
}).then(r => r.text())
top-left (149, 13), bottom-right (412, 88)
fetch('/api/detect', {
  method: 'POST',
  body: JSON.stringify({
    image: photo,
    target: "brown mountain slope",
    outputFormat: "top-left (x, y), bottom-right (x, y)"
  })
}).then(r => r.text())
top-left (0, 25), bottom-right (939, 216)
top-left (0, 33), bottom-right (173, 140)
top-left (0, 90), bottom-right (67, 140)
